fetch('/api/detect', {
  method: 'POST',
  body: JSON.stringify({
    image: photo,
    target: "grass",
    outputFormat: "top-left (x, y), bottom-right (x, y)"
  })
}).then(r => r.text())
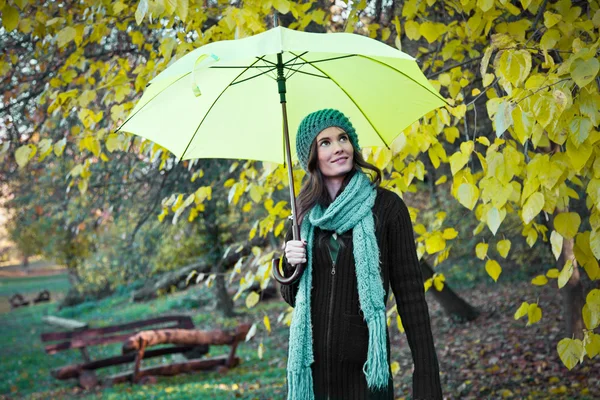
top-left (0, 275), bottom-right (291, 399)
top-left (0, 274), bottom-right (70, 297)
top-left (2, 271), bottom-right (599, 399)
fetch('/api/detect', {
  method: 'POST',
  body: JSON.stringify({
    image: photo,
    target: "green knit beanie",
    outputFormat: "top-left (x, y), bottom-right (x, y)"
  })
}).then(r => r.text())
top-left (295, 109), bottom-right (360, 172)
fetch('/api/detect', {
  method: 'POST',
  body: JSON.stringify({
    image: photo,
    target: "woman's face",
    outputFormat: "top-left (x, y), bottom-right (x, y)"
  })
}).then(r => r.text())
top-left (315, 126), bottom-right (354, 179)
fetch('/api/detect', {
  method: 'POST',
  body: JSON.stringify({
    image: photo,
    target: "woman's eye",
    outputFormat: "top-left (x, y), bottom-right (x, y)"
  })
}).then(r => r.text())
top-left (320, 140), bottom-right (330, 147)
top-left (340, 135), bottom-right (348, 142)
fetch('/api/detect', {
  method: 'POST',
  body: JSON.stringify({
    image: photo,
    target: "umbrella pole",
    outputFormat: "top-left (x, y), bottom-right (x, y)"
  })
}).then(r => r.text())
top-left (271, 51), bottom-right (305, 285)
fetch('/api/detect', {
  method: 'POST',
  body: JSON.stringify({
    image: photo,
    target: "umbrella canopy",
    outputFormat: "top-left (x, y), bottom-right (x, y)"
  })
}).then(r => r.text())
top-left (117, 25), bottom-right (446, 284)
top-left (117, 26), bottom-right (446, 163)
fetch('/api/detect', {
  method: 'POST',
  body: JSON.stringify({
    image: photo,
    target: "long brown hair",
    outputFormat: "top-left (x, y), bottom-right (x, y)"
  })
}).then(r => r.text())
top-left (296, 139), bottom-right (382, 226)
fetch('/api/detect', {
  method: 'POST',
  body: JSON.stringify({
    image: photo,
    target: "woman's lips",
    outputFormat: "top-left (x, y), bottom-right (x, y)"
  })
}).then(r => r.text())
top-left (331, 156), bottom-right (348, 164)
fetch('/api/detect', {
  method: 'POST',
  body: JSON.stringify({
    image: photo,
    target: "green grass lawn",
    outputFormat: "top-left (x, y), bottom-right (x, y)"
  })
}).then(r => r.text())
top-left (0, 275), bottom-right (291, 400)
top-left (2, 272), bottom-right (599, 399)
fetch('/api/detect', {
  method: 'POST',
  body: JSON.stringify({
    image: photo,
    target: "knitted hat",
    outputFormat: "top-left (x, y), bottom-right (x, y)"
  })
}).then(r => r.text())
top-left (295, 109), bottom-right (360, 171)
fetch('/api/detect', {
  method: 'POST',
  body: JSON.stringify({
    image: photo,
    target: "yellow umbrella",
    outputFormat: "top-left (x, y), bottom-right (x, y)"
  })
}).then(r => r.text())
top-left (118, 25), bottom-right (446, 283)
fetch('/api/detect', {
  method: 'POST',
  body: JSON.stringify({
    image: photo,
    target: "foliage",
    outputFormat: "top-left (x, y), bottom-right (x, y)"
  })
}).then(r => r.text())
top-left (1, 0), bottom-right (599, 370)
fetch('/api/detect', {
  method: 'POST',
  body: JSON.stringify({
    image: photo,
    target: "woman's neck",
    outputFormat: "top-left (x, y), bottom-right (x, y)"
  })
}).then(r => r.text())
top-left (324, 176), bottom-right (344, 201)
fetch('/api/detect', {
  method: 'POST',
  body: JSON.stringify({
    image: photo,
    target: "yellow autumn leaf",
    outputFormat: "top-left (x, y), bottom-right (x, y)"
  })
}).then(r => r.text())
top-left (496, 239), bottom-right (511, 258)
top-left (485, 259), bottom-right (502, 282)
top-left (424, 278), bottom-right (432, 292)
top-left (554, 212), bottom-right (581, 239)
top-left (2, 5), bottom-right (19, 31)
top-left (435, 175), bottom-right (447, 185)
top-left (527, 303), bottom-right (542, 325)
top-left (37, 138), bottom-right (53, 161)
top-left (419, 21), bottom-right (441, 43)
top-left (457, 183), bottom-right (479, 210)
top-left (546, 268), bottom-right (560, 278)
top-left (442, 228), bottom-right (458, 239)
top-left (550, 230), bottom-right (563, 260)
top-left (570, 58), bottom-right (600, 89)
top-left (486, 207), bottom-right (501, 235)
top-left (588, 289), bottom-right (600, 307)
top-left (391, 361), bottom-right (401, 376)
top-left (557, 259), bottom-right (574, 289)
top-left (15, 144), bottom-right (37, 168)
top-left (135, 0), bottom-right (148, 25)
top-left (514, 301), bottom-right (529, 320)
top-left (258, 342), bottom-right (265, 359)
top-left (105, 133), bottom-right (121, 153)
top-left (477, 0), bottom-right (494, 12)
top-left (56, 26), bottom-right (76, 48)
top-left (543, 12), bottom-right (562, 28)
top-left (476, 136), bottom-right (490, 146)
top-left (476, 242), bottom-right (488, 260)
top-left (396, 314), bottom-right (405, 333)
top-left (53, 138), bottom-right (66, 157)
top-left (483, 73), bottom-right (495, 87)
top-left (245, 291), bottom-right (260, 308)
top-left (589, 229), bottom-right (600, 260)
top-left (585, 332), bottom-right (600, 358)
top-left (263, 315), bottom-right (271, 333)
top-left (404, 20), bottom-right (421, 40)
top-left (557, 338), bottom-right (584, 370)
top-left (425, 234), bottom-right (446, 254)
top-left (583, 304), bottom-right (599, 331)
top-left (433, 273), bottom-right (445, 291)
top-left (522, 192), bottom-right (544, 224)
top-left (531, 275), bottom-right (548, 286)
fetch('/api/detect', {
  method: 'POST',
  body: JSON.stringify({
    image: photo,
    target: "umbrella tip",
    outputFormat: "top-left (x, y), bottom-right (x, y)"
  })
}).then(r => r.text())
top-left (273, 12), bottom-right (279, 28)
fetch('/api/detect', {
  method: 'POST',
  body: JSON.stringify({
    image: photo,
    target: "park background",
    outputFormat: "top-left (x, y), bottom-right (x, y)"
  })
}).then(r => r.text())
top-left (1, 0), bottom-right (599, 398)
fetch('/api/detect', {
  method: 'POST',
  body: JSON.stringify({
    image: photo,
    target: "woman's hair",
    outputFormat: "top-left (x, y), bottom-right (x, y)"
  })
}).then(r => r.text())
top-left (295, 136), bottom-right (382, 226)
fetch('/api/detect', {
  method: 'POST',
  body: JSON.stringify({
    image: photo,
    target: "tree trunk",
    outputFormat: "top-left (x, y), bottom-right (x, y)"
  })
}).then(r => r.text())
top-left (214, 272), bottom-right (235, 317)
top-left (560, 237), bottom-right (585, 339)
top-left (420, 260), bottom-right (480, 322)
top-left (203, 190), bottom-right (235, 317)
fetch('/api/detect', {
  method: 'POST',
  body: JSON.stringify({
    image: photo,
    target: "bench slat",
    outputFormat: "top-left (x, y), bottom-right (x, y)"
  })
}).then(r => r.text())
top-left (45, 333), bottom-right (140, 353)
top-left (42, 316), bottom-right (88, 330)
top-left (51, 345), bottom-right (197, 379)
top-left (108, 355), bottom-right (236, 385)
top-left (41, 315), bottom-right (193, 343)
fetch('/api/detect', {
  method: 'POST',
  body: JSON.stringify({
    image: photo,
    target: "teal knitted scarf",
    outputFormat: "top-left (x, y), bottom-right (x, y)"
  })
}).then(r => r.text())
top-left (287, 171), bottom-right (389, 400)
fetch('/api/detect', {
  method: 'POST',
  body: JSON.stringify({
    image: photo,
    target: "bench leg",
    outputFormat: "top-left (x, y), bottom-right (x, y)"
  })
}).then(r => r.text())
top-left (226, 340), bottom-right (239, 368)
top-left (79, 347), bottom-right (91, 363)
top-left (79, 370), bottom-right (98, 390)
top-left (132, 343), bottom-right (146, 384)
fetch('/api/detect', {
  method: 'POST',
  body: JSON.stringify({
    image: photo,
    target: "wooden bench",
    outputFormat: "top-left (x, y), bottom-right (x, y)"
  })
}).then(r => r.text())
top-left (40, 315), bottom-right (249, 387)
top-left (33, 289), bottom-right (51, 304)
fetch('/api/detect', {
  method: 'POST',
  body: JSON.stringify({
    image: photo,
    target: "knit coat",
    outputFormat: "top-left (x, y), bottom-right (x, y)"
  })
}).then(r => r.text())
top-left (281, 187), bottom-right (442, 400)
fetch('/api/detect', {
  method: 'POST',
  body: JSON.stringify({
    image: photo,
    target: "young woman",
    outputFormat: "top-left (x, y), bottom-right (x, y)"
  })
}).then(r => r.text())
top-left (281, 109), bottom-right (442, 400)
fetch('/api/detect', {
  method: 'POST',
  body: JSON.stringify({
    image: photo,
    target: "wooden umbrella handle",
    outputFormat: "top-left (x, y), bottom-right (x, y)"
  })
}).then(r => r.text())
top-left (271, 64), bottom-right (305, 285)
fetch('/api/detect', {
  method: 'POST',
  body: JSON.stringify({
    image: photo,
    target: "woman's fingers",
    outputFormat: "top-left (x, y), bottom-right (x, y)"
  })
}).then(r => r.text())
top-left (285, 240), bottom-right (306, 264)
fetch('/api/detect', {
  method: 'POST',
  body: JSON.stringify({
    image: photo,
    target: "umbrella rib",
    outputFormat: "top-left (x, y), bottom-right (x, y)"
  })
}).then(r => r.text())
top-left (284, 68), bottom-right (329, 80)
top-left (230, 66), bottom-right (278, 85)
top-left (283, 51), bottom-right (308, 79)
top-left (285, 54), bottom-right (357, 66)
top-left (290, 52), bottom-right (390, 149)
top-left (180, 57), bottom-right (265, 160)
top-left (210, 55), bottom-right (276, 70)
top-left (356, 54), bottom-right (449, 105)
